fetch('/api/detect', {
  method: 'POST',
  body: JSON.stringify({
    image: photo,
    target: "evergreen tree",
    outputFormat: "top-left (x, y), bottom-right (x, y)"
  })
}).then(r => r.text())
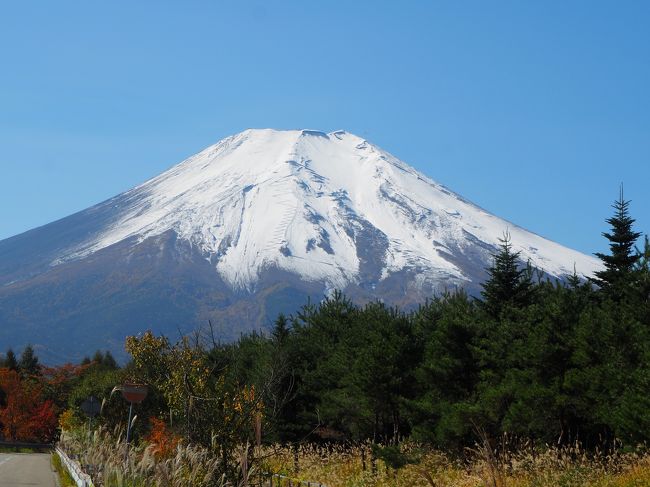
top-left (290, 291), bottom-right (358, 438)
top-left (272, 313), bottom-right (290, 345)
top-left (85, 350), bottom-right (118, 369)
top-left (409, 291), bottom-right (478, 448)
top-left (102, 350), bottom-right (118, 369)
top-left (338, 302), bottom-right (418, 443)
top-left (92, 350), bottom-right (104, 365)
top-left (592, 188), bottom-right (641, 300)
top-left (18, 345), bottom-right (40, 376)
top-left (3, 349), bottom-right (18, 371)
top-left (479, 233), bottom-right (535, 317)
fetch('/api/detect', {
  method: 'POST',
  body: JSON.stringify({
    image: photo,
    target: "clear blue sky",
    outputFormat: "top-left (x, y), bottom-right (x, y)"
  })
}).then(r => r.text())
top-left (1, 1), bottom-right (648, 256)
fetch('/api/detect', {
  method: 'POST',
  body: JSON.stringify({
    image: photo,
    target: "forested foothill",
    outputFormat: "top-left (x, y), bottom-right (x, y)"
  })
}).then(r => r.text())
top-left (211, 190), bottom-right (650, 451)
top-left (1, 190), bottom-right (649, 485)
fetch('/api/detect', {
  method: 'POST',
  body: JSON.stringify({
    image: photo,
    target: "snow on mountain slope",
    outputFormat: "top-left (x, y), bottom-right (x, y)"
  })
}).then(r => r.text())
top-left (54, 129), bottom-right (601, 292)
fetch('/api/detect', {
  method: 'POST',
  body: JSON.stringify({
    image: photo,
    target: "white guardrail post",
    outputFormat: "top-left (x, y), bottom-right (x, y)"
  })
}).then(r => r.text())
top-left (55, 446), bottom-right (94, 487)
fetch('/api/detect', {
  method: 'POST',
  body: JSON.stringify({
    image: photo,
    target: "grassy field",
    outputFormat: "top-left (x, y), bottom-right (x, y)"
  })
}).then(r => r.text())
top-left (260, 443), bottom-right (650, 487)
top-left (57, 427), bottom-right (650, 486)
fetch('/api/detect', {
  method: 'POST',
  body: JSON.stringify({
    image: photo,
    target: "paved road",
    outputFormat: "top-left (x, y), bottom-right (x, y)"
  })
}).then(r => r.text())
top-left (0, 453), bottom-right (57, 487)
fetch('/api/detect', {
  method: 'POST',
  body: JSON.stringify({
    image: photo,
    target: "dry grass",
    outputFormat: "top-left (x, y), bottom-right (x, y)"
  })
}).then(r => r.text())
top-left (58, 426), bottom-right (230, 486)
top-left (57, 426), bottom-right (650, 487)
top-left (259, 442), bottom-right (650, 487)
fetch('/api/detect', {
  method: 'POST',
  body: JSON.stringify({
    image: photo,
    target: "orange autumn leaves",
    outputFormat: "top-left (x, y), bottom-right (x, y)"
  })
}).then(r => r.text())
top-left (146, 416), bottom-right (181, 459)
top-left (0, 368), bottom-right (58, 442)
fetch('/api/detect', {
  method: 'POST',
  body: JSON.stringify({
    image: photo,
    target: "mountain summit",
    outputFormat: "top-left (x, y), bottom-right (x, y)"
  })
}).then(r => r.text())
top-left (0, 129), bottom-right (600, 362)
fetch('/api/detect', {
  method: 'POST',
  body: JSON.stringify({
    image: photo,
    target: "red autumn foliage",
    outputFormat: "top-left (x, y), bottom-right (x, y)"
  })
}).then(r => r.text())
top-left (29, 399), bottom-right (58, 442)
top-left (41, 363), bottom-right (90, 406)
top-left (0, 369), bottom-right (30, 441)
top-left (146, 416), bottom-right (181, 459)
top-left (41, 363), bottom-right (87, 385)
top-left (0, 368), bottom-right (58, 443)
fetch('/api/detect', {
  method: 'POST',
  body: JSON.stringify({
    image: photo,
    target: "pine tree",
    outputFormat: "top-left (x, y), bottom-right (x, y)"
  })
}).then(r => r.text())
top-left (18, 345), bottom-right (40, 376)
top-left (592, 187), bottom-right (641, 300)
top-left (2, 349), bottom-right (18, 371)
top-left (92, 350), bottom-right (104, 365)
top-left (102, 350), bottom-right (118, 369)
top-left (479, 232), bottom-right (535, 317)
top-left (272, 313), bottom-right (290, 345)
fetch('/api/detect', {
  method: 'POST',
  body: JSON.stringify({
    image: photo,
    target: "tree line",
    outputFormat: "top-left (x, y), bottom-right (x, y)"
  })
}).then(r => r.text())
top-left (212, 189), bottom-right (650, 450)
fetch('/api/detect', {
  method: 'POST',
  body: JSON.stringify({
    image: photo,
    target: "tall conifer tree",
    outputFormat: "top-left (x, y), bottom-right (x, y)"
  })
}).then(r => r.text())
top-left (272, 313), bottom-right (290, 345)
top-left (479, 232), bottom-right (535, 317)
top-left (2, 349), bottom-right (18, 371)
top-left (18, 345), bottom-right (40, 376)
top-left (592, 187), bottom-right (641, 299)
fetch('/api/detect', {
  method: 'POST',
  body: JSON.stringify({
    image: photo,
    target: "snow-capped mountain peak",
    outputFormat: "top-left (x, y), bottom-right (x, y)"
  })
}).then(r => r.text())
top-left (54, 128), bottom-right (600, 292)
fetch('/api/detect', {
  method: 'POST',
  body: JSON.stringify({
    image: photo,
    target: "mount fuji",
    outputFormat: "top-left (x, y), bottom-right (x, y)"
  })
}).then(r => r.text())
top-left (0, 129), bottom-right (601, 362)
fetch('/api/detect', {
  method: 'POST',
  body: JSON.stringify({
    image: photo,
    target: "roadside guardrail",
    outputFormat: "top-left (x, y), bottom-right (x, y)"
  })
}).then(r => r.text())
top-left (55, 446), bottom-right (94, 487)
